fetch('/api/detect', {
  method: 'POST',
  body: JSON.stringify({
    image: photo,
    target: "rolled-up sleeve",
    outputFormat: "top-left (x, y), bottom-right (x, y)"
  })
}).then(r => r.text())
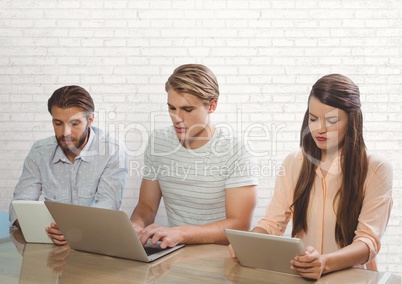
top-left (354, 156), bottom-right (393, 264)
top-left (256, 152), bottom-right (297, 235)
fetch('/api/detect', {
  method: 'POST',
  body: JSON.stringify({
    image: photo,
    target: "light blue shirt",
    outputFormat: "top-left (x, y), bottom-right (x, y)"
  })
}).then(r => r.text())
top-left (9, 127), bottom-right (128, 225)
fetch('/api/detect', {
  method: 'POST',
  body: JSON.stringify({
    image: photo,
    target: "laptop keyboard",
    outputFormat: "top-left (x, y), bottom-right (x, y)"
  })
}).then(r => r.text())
top-left (144, 246), bottom-right (165, 256)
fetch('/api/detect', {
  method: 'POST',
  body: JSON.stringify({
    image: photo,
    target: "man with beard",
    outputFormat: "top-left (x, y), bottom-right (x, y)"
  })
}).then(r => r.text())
top-left (9, 85), bottom-right (127, 245)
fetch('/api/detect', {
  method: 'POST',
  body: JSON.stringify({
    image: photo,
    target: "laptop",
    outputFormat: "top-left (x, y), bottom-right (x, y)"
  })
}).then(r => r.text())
top-left (11, 200), bottom-right (54, 244)
top-left (44, 201), bottom-right (185, 262)
top-left (225, 229), bottom-right (305, 276)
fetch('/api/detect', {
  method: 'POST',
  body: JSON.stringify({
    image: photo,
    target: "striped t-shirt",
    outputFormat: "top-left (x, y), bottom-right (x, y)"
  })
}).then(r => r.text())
top-left (143, 126), bottom-right (259, 226)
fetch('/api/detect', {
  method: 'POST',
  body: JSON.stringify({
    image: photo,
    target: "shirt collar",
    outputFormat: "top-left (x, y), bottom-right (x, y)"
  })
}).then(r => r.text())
top-left (315, 152), bottom-right (342, 177)
top-left (52, 127), bottom-right (96, 164)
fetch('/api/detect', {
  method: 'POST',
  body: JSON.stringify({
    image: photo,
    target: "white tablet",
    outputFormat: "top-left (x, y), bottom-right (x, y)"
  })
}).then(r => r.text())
top-left (12, 200), bottom-right (54, 243)
top-left (225, 229), bottom-right (305, 276)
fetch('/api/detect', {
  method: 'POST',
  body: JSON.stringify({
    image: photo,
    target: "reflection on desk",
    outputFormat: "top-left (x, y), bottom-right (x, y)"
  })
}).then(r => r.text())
top-left (1, 229), bottom-right (401, 284)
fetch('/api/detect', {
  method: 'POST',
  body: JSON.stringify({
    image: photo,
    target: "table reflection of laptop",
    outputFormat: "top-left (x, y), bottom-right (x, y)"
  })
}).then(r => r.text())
top-left (44, 201), bottom-right (184, 262)
top-left (18, 243), bottom-right (160, 284)
top-left (59, 247), bottom-right (178, 283)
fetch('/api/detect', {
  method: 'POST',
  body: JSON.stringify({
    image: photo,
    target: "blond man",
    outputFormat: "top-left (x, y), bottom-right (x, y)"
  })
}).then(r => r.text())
top-left (130, 64), bottom-right (258, 248)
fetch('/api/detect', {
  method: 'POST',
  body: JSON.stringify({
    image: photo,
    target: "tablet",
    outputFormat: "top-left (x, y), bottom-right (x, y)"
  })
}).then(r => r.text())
top-left (225, 229), bottom-right (305, 275)
top-left (12, 200), bottom-right (54, 243)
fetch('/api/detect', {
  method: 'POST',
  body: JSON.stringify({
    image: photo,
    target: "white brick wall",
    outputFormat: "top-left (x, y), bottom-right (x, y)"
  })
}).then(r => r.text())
top-left (0, 0), bottom-right (401, 273)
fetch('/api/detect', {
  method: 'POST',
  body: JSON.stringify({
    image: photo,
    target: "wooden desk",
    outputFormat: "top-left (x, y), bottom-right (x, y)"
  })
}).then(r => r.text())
top-left (0, 229), bottom-right (400, 284)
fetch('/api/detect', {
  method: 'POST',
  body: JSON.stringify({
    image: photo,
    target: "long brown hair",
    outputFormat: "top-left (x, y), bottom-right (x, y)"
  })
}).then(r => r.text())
top-left (291, 74), bottom-right (368, 248)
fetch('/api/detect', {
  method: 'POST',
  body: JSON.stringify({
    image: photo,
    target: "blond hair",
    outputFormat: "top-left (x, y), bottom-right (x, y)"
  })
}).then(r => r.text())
top-left (165, 64), bottom-right (219, 103)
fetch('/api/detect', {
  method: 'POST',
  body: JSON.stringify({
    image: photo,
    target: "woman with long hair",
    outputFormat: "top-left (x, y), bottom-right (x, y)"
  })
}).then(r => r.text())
top-left (251, 74), bottom-right (393, 279)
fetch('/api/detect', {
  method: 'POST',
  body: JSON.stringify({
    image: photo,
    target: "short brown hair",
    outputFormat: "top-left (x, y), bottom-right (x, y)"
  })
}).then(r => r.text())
top-left (48, 85), bottom-right (95, 114)
top-left (165, 64), bottom-right (219, 102)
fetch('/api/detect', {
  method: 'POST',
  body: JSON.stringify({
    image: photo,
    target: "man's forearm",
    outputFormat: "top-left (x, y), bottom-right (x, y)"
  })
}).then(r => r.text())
top-left (130, 204), bottom-right (157, 228)
top-left (177, 217), bottom-right (250, 245)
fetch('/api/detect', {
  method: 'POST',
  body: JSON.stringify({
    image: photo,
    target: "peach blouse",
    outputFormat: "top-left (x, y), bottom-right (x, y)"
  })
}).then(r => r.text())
top-left (256, 149), bottom-right (393, 267)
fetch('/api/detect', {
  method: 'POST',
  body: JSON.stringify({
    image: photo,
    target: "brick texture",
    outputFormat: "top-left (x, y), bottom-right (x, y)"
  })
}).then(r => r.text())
top-left (0, 0), bottom-right (400, 273)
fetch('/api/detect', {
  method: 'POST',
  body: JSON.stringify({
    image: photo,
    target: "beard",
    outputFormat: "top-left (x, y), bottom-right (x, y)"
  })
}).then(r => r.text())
top-left (56, 126), bottom-right (90, 156)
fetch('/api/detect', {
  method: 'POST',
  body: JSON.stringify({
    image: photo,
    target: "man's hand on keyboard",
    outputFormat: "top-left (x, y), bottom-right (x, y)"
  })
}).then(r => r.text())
top-left (138, 224), bottom-right (182, 249)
